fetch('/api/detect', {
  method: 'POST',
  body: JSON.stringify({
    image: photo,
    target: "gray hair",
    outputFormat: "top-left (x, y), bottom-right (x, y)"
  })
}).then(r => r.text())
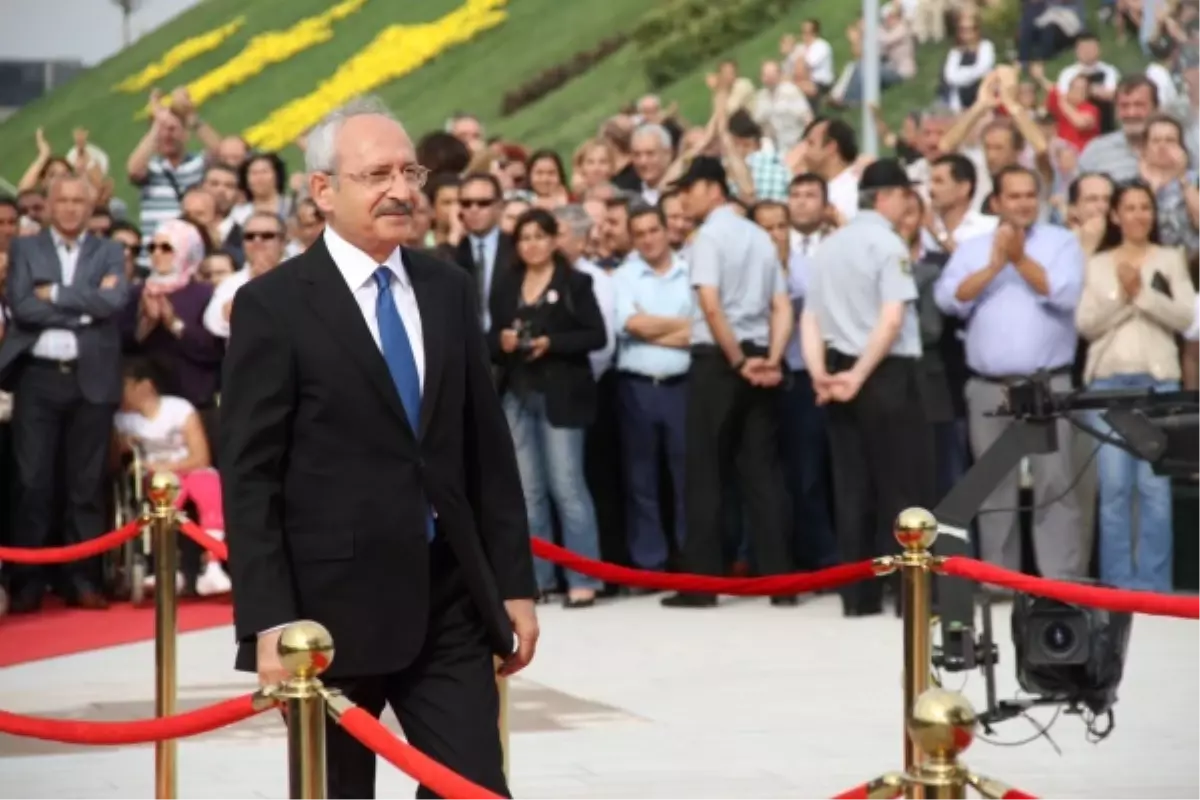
top-left (305, 95), bottom-right (398, 175)
top-left (553, 204), bottom-right (593, 240)
top-left (631, 122), bottom-right (672, 151)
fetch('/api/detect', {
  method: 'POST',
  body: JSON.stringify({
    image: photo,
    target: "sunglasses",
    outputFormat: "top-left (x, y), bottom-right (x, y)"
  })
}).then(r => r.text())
top-left (459, 199), bottom-right (496, 209)
top-left (244, 231), bottom-right (280, 241)
top-left (146, 242), bottom-right (174, 254)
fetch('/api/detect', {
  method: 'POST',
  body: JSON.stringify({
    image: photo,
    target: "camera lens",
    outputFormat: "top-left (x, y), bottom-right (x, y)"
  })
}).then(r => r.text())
top-left (1042, 621), bottom-right (1076, 654)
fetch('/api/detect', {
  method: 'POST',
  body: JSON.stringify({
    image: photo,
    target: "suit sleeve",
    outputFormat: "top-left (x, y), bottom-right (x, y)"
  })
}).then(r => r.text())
top-left (8, 238), bottom-right (88, 329)
top-left (219, 285), bottom-right (300, 640)
top-left (461, 274), bottom-right (536, 601)
top-left (53, 242), bottom-right (128, 319)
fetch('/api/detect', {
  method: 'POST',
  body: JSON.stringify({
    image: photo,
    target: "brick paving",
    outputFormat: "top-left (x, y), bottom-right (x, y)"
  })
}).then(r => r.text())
top-left (0, 593), bottom-right (1196, 798)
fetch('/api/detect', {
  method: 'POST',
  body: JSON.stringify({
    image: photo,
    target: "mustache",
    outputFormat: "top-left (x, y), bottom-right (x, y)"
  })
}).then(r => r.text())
top-left (374, 200), bottom-right (413, 217)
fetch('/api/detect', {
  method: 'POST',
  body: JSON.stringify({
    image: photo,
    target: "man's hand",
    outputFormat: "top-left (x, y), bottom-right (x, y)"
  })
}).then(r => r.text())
top-left (827, 370), bottom-right (865, 403)
top-left (101, 274), bottom-right (119, 289)
top-left (498, 599), bottom-right (539, 677)
top-left (34, 284), bottom-right (54, 302)
top-left (989, 224), bottom-right (1012, 269)
top-left (624, 313), bottom-right (652, 339)
top-left (256, 629), bottom-right (289, 688)
top-left (811, 370), bottom-right (836, 405)
top-left (741, 358), bottom-right (782, 387)
top-left (1006, 225), bottom-right (1026, 262)
top-left (1078, 215), bottom-right (1106, 254)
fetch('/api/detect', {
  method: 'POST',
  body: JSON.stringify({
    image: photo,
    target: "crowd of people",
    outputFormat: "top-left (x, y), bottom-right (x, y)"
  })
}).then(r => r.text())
top-left (0, 1), bottom-right (1197, 620)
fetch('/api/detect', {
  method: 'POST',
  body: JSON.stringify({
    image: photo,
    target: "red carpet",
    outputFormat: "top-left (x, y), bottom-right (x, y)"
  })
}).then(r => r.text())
top-left (0, 597), bottom-right (233, 668)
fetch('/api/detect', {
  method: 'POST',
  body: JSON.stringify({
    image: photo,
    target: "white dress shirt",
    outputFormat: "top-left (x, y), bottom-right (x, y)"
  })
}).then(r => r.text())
top-left (827, 167), bottom-right (860, 222)
top-left (325, 225), bottom-right (426, 388)
top-left (921, 210), bottom-right (998, 254)
top-left (202, 267), bottom-right (252, 339)
top-left (31, 230), bottom-right (88, 360)
top-left (573, 258), bottom-right (616, 379)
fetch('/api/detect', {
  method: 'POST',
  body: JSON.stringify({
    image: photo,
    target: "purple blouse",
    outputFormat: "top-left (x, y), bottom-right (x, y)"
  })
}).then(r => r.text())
top-left (120, 280), bottom-right (224, 406)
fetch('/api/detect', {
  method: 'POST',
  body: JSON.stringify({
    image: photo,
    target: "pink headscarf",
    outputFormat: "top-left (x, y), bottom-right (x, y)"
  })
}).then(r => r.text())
top-left (144, 218), bottom-right (205, 296)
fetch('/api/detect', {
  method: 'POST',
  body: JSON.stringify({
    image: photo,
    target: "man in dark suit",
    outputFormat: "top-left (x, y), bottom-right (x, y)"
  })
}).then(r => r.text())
top-left (452, 172), bottom-right (512, 331)
top-left (0, 175), bottom-right (128, 612)
top-left (220, 96), bottom-right (538, 799)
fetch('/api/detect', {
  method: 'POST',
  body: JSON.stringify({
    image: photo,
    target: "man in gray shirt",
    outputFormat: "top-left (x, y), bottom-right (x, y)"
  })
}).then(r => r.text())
top-left (801, 158), bottom-right (935, 617)
top-left (660, 157), bottom-right (796, 609)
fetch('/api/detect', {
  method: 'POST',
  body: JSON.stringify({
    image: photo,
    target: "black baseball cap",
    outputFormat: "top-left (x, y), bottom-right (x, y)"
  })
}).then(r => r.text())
top-left (858, 158), bottom-right (912, 191)
top-left (671, 155), bottom-right (727, 190)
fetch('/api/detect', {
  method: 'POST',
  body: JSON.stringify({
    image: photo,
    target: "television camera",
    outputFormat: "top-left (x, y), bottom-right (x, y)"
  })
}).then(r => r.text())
top-left (929, 373), bottom-right (1197, 736)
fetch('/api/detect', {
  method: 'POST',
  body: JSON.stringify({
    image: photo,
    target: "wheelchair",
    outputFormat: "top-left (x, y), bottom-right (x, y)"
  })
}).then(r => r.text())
top-left (103, 447), bottom-right (152, 604)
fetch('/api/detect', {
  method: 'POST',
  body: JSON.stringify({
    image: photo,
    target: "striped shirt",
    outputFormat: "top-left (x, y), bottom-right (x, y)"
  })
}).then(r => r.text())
top-left (135, 152), bottom-right (207, 240)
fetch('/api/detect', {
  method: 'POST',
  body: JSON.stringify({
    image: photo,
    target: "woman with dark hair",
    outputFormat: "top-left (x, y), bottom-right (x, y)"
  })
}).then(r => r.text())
top-left (1076, 182), bottom-right (1196, 591)
top-left (487, 209), bottom-right (606, 607)
top-left (232, 152), bottom-right (290, 227)
top-left (526, 149), bottom-right (571, 209)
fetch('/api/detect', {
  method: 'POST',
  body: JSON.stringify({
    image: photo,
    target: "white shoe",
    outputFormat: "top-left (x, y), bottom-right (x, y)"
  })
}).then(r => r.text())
top-left (196, 561), bottom-right (232, 596)
top-left (143, 571), bottom-right (186, 592)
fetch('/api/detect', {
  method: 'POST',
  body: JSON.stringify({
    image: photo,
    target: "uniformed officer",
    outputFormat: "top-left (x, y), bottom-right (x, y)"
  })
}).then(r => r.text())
top-left (800, 158), bottom-right (935, 617)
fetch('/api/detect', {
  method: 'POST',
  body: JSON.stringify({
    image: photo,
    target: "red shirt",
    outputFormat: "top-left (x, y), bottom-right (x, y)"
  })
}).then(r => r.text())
top-left (1046, 88), bottom-right (1100, 151)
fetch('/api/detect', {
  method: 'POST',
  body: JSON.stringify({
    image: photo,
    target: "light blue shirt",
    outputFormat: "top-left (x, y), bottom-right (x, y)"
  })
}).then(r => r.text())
top-left (934, 223), bottom-right (1084, 376)
top-left (783, 248), bottom-right (810, 371)
top-left (613, 253), bottom-right (692, 378)
top-left (689, 204), bottom-right (786, 347)
top-left (469, 227), bottom-right (500, 330)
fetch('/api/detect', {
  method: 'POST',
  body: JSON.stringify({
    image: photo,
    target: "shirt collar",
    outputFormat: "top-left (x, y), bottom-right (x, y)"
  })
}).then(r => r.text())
top-left (631, 252), bottom-right (686, 278)
top-left (51, 228), bottom-right (86, 251)
top-left (470, 227), bottom-right (499, 249)
top-left (323, 224), bottom-right (409, 291)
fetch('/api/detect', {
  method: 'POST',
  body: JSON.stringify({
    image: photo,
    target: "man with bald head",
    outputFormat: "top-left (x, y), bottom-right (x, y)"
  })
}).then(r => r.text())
top-left (0, 175), bottom-right (128, 613)
top-left (219, 96), bottom-right (537, 798)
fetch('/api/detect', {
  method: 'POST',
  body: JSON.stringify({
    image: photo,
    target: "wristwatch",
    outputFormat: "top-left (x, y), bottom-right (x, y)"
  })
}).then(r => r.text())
top-left (169, 318), bottom-right (185, 336)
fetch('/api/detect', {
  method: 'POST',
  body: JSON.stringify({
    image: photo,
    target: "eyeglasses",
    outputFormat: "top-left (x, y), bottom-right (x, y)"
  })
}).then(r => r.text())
top-left (146, 242), bottom-right (174, 254)
top-left (338, 164), bottom-right (431, 191)
top-left (244, 231), bottom-right (280, 242)
top-left (460, 198), bottom-right (497, 209)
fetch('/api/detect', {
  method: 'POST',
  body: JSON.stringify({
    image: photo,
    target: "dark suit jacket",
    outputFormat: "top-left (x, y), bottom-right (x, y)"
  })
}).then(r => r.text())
top-left (486, 260), bottom-right (606, 429)
top-left (220, 237), bottom-right (536, 679)
top-left (0, 231), bottom-right (128, 403)
top-left (453, 230), bottom-right (514, 312)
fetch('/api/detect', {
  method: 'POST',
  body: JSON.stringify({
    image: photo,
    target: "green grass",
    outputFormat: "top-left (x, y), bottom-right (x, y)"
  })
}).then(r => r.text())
top-left (0, 0), bottom-right (1152, 210)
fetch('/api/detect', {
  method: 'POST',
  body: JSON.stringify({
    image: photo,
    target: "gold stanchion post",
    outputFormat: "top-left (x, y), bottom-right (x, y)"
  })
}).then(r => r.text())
top-left (906, 688), bottom-right (975, 799)
top-left (895, 507), bottom-right (938, 778)
top-left (148, 471), bottom-right (181, 800)
top-left (278, 621), bottom-right (334, 800)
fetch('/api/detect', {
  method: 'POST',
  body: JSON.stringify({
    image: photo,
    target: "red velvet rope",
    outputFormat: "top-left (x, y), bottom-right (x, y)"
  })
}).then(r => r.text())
top-left (0, 694), bottom-right (263, 745)
top-left (940, 556), bottom-right (1200, 620)
top-left (336, 706), bottom-right (502, 799)
top-left (531, 537), bottom-right (879, 595)
top-left (1001, 791), bottom-right (1037, 799)
top-left (0, 520), bottom-right (144, 565)
top-left (179, 520), bottom-right (228, 561)
top-left (831, 781), bottom-right (902, 799)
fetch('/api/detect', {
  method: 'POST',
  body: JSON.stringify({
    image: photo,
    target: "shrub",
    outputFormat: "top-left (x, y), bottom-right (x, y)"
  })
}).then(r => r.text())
top-left (635, 0), bottom-right (797, 88)
top-left (499, 35), bottom-right (630, 117)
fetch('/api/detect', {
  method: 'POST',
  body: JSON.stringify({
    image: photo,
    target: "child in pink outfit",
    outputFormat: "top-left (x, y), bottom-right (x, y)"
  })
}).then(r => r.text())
top-left (115, 358), bottom-right (231, 595)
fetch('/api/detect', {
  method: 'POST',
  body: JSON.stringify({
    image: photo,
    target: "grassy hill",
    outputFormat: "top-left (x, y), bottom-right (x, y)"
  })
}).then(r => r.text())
top-left (0, 0), bottom-right (1149, 209)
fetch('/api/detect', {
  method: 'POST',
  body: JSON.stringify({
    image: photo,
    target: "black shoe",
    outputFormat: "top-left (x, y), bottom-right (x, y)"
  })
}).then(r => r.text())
top-left (843, 603), bottom-right (884, 618)
top-left (770, 595), bottom-right (800, 607)
top-left (660, 592), bottom-right (717, 608)
top-left (625, 586), bottom-right (662, 597)
top-left (563, 595), bottom-right (596, 609)
top-left (8, 585), bottom-right (44, 614)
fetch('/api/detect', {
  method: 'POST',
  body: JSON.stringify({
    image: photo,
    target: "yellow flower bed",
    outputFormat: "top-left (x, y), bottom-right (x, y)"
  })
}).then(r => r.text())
top-left (243, 0), bottom-right (508, 152)
top-left (139, 0), bottom-right (367, 117)
top-left (115, 17), bottom-right (245, 93)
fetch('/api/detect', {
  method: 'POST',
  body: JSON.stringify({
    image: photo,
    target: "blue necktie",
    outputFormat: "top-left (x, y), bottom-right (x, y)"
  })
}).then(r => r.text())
top-left (373, 267), bottom-right (435, 542)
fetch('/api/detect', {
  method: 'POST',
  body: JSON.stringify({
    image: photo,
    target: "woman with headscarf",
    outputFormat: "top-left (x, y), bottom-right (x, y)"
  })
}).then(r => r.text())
top-left (121, 218), bottom-right (224, 412)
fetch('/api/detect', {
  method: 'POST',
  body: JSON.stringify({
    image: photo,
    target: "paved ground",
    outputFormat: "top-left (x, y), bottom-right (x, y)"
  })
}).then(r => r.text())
top-left (0, 593), bottom-right (1196, 798)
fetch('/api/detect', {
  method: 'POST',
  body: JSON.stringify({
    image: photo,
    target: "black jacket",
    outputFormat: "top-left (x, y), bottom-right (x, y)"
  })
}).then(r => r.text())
top-left (220, 237), bottom-right (535, 679)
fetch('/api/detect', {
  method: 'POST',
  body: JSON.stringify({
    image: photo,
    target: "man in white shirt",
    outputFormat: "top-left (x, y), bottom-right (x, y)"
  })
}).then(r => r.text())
top-left (202, 211), bottom-right (286, 339)
top-left (553, 204), bottom-right (616, 379)
top-left (753, 60), bottom-right (813, 152)
top-left (788, 19), bottom-right (835, 91)
top-left (802, 117), bottom-right (860, 221)
top-left (922, 154), bottom-right (997, 254)
top-left (1055, 34), bottom-right (1120, 110)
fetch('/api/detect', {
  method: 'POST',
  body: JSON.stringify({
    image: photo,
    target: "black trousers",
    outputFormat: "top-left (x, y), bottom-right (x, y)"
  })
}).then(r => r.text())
top-left (7, 361), bottom-right (115, 594)
top-left (680, 350), bottom-right (792, 581)
top-left (825, 353), bottom-right (935, 611)
top-left (322, 539), bottom-right (509, 799)
top-left (584, 369), bottom-right (629, 573)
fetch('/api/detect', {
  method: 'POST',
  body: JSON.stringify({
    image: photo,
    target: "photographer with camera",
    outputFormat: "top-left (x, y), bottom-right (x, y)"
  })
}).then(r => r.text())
top-left (1075, 181), bottom-right (1196, 592)
top-left (488, 208), bottom-right (609, 609)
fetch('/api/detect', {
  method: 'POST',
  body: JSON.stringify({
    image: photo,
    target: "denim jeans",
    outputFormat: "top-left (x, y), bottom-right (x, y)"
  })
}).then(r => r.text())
top-left (503, 392), bottom-right (602, 592)
top-left (1090, 374), bottom-right (1178, 591)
